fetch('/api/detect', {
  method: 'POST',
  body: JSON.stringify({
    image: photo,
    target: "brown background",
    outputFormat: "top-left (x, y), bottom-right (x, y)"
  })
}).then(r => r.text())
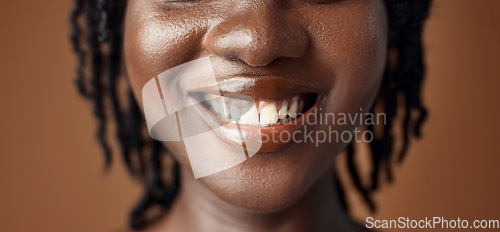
top-left (0, 0), bottom-right (499, 231)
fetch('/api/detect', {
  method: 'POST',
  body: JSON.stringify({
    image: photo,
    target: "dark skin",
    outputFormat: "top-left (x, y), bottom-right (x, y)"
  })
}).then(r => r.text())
top-left (123, 0), bottom-right (387, 231)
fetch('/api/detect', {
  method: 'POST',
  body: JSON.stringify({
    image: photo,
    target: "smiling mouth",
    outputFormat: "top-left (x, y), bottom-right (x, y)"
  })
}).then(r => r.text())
top-left (192, 92), bottom-right (319, 127)
top-left (179, 73), bottom-right (325, 154)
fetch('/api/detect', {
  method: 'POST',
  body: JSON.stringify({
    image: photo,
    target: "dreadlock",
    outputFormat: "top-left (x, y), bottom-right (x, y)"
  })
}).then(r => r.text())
top-left (70, 0), bottom-right (431, 229)
top-left (70, 0), bottom-right (178, 228)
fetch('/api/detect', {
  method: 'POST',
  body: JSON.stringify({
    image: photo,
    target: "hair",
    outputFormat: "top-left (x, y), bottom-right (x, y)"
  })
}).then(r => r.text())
top-left (70, 0), bottom-right (431, 230)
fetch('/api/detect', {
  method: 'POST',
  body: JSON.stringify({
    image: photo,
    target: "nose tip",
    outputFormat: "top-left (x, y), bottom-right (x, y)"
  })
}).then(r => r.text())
top-left (203, 12), bottom-right (310, 67)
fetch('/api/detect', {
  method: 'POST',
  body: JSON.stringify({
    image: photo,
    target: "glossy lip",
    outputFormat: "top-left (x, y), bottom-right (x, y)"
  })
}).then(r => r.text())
top-left (191, 75), bottom-right (326, 100)
top-left (189, 76), bottom-right (325, 154)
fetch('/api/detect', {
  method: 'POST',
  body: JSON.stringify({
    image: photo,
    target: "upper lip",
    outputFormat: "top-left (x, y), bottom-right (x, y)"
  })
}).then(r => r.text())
top-left (182, 55), bottom-right (327, 99)
top-left (190, 75), bottom-right (324, 100)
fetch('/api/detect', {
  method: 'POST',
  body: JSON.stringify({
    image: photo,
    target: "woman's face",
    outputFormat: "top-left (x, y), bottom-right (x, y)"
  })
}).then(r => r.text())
top-left (124, 0), bottom-right (387, 211)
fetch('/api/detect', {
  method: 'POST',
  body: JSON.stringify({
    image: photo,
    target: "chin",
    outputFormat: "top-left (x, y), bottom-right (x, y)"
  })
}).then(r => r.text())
top-left (196, 140), bottom-right (342, 213)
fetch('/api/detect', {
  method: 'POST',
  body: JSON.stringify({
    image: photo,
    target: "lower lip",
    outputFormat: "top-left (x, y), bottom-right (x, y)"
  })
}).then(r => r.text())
top-left (193, 96), bottom-right (323, 155)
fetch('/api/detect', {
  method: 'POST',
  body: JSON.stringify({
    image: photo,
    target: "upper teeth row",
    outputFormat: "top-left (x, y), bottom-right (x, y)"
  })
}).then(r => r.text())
top-left (208, 97), bottom-right (305, 126)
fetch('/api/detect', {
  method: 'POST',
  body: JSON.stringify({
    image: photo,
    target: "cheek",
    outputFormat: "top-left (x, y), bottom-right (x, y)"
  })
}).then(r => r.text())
top-left (123, 3), bottom-right (213, 172)
top-left (308, 0), bottom-right (388, 113)
top-left (123, 3), bottom-right (207, 106)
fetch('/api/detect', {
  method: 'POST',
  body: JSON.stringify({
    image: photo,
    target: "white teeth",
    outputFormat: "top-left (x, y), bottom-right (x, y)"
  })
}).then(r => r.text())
top-left (259, 104), bottom-right (279, 126)
top-left (278, 104), bottom-right (288, 120)
top-left (288, 99), bottom-right (298, 118)
top-left (221, 98), bottom-right (231, 121)
top-left (210, 99), bottom-right (221, 116)
top-left (230, 106), bottom-right (241, 121)
top-left (298, 100), bottom-right (304, 114)
top-left (204, 95), bottom-right (308, 126)
top-left (239, 103), bottom-right (259, 125)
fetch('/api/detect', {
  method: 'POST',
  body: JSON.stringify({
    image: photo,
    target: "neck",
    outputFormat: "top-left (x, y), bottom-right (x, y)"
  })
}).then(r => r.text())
top-left (158, 167), bottom-right (357, 232)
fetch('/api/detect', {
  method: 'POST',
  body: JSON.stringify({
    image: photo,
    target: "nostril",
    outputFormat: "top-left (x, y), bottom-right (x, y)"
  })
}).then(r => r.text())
top-left (226, 55), bottom-right (242, 62)
top-left (226, 55), bottom-right (273, 67)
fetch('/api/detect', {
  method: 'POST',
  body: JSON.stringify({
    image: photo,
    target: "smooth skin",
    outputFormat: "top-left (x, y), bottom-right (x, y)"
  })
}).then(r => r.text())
top-left (123, 0), bottom-right (387, 231)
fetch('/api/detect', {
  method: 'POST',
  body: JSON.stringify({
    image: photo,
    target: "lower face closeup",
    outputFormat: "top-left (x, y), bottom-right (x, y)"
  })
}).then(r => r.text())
top-left (124, 0), bottom-right (388, 212)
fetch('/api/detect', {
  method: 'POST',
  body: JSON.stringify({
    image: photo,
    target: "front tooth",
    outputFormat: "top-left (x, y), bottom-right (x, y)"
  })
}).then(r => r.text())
top-left (278, 104), bottom-right (288, 119)
top-left (230, 106), bottom-right (241, 121)
top-left (240, 103), bottom-right (259, 125)
top-left (260, 103), bottom-right (279, 126)
top-left (210, 99), bottom-right (221, 116)
top-left (298, 100), bottom-right (304, 114)
top-left (288, 99), bottom-right (298, 118)
top-left (222, 98), bottom-right (231, 121)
